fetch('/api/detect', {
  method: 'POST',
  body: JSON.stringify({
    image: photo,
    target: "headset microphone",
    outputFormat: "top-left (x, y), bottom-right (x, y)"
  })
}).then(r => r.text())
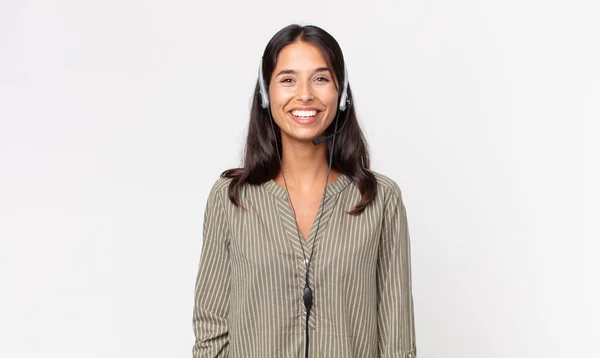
top-left (311, 98), bottom-right (352, 145)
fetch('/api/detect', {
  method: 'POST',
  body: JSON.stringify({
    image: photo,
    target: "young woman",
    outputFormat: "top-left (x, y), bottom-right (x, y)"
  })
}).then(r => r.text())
top-left (192, 24), bottom-right (417, 358)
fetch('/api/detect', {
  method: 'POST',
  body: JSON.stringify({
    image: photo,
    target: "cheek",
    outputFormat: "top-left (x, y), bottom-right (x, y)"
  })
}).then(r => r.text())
top-left (268, 92), bottom-right (290, 124)
top-left (269, 87), bottom-right (294, 108)
top-left (316, 87), bottom-right (339, 108)
top-left (324, 97), bottom-right (339, 112)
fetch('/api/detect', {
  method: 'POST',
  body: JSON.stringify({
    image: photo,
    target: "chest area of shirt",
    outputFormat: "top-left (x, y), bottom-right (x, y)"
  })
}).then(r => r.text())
top-left (227, 191), bottom-right (384, 273)
top-left (284, 189), bottom-right (325, 242)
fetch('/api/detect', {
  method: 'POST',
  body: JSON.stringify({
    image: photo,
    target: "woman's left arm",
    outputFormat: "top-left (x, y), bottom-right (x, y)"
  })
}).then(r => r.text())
top-left (376, 184), bottom-right (417, 358)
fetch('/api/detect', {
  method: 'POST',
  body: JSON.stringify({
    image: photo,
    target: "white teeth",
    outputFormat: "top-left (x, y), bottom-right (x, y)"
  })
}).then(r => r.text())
top-left (291, 109), bottom-right (318, 118)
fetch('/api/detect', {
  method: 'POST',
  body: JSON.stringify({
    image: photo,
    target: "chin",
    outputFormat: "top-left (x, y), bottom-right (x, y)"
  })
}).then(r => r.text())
top-left (281, 130), bottom-right (322, 144)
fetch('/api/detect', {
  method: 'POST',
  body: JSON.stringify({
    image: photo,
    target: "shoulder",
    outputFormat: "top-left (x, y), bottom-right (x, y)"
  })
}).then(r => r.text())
top-left (367, 171), bottom-right (408, 227)
top-left (368, 170), bottom-right (404, 204)
top-left (206, 175), bottom-right (234, 204)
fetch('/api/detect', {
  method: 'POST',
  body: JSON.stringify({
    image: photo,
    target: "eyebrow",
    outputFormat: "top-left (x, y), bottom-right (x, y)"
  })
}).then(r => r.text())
top-left (275, 67), bottom-right (331, 77)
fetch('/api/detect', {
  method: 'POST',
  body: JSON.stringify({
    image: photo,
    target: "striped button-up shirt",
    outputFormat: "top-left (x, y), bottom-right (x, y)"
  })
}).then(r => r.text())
top-left (192, 171), bottom-right (417, 357)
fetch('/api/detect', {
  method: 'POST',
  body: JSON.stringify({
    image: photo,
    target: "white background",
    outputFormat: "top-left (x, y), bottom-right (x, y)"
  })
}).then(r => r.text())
top-left (1, 0), bottom-right (598, 357)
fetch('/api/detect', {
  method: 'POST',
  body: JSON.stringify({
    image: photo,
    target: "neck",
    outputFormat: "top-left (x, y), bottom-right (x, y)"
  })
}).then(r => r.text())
top-left (276, 136), bottom-right (338, 193)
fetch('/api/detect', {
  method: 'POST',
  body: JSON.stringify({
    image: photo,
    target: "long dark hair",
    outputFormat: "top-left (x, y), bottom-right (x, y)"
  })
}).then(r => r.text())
top-left (222, 24), bottom-right (377, 215)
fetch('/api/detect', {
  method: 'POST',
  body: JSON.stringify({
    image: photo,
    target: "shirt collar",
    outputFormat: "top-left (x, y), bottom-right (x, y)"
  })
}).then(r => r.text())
top-left (262, 173), bottom-right (352, 200)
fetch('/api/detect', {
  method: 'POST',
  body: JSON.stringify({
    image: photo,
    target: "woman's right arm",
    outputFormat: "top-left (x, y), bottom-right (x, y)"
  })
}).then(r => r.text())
top-left (192, 180), bottom-right (231, 357)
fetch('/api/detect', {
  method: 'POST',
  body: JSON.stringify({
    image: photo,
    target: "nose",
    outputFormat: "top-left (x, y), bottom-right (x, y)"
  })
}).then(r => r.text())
top-left (296, 81), bottom-right (314, 102)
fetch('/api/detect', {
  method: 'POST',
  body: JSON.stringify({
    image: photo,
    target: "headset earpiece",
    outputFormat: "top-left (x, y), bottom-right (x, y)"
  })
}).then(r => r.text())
top-left (339, 65), bottom-right (349, 111)
top-left (258, 58), bottom-right (269, 109)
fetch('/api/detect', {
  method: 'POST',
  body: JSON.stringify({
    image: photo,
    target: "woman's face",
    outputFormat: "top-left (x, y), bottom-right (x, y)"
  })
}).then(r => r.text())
top-left (268, 41), bottom-right (340, 144)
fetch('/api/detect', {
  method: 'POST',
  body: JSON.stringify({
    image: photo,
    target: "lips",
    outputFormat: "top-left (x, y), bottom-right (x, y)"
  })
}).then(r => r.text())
top-left (288, 109), bottom-right (321, 125)
top-left (291, 109), bottom-right (319, 118)
top-left (287, 107), bottom-right (322, 125)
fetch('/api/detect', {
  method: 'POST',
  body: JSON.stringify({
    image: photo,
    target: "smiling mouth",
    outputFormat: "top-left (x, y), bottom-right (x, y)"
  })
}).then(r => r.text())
top-left (290, 109), bottom-right (320, 119)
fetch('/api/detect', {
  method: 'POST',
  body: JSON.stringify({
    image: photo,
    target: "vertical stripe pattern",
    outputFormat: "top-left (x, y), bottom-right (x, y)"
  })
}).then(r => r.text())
top-left (192, 171), bottom-right (417, 357)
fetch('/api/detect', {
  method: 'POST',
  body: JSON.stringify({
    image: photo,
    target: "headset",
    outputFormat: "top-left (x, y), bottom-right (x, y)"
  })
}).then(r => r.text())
top-left (258, 56), bottom-right (352, 358)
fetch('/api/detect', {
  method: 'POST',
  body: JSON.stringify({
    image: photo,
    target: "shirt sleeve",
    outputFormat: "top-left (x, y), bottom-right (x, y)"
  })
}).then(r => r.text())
top-left (376, 184), bottom-right (417, 358)
top-left (192, 181), bottom-right (231, 357)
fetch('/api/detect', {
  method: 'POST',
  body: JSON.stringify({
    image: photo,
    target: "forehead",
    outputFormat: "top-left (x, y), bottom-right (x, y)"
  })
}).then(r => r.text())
top-left (274, 41), bottom-right (329, 70)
